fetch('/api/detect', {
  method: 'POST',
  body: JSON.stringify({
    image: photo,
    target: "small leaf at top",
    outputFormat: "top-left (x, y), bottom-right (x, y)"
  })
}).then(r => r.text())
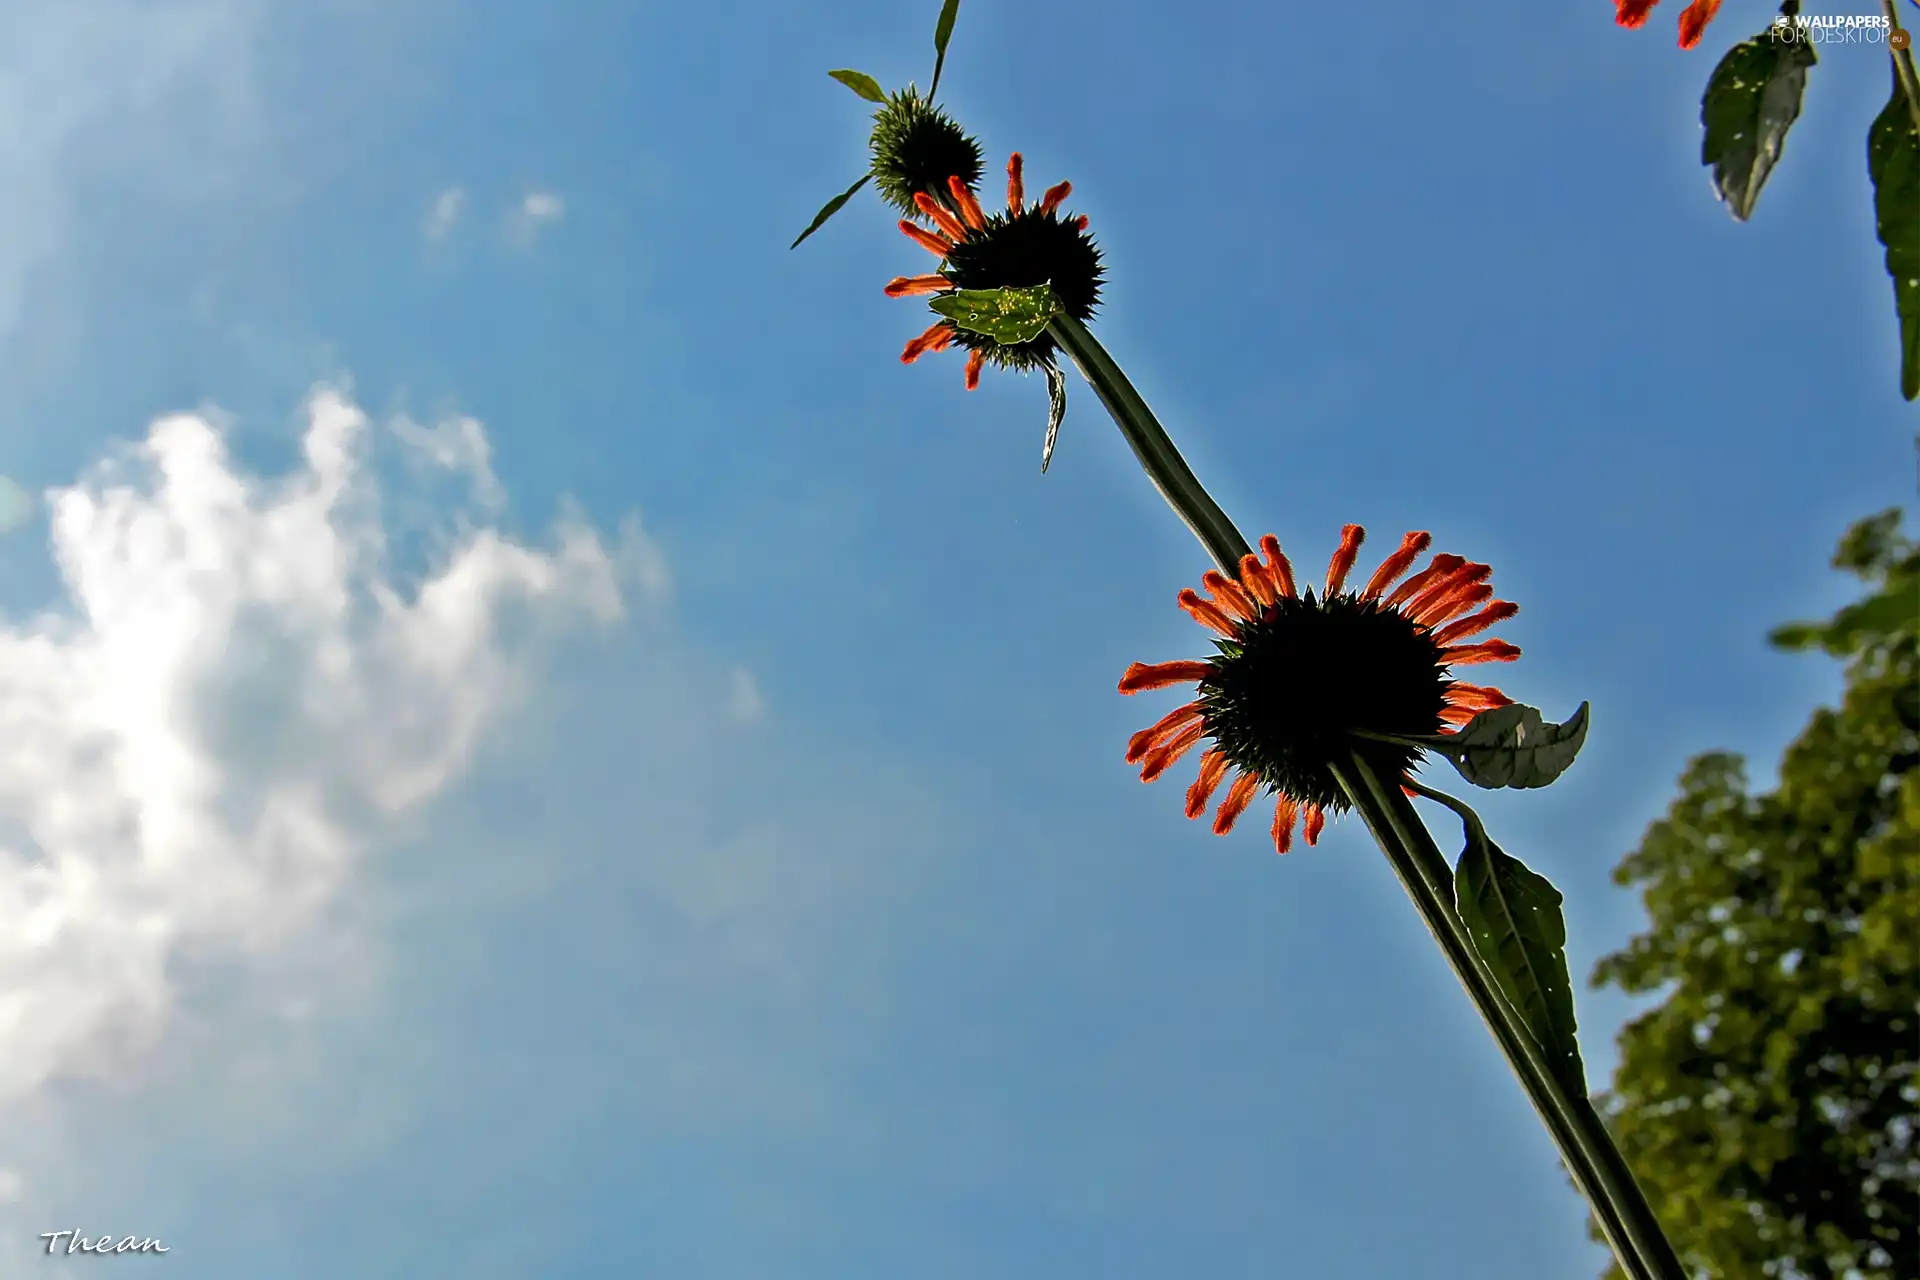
top-left (790, 173), bottom-right (871, 250)
top-left (929, 0), bottom-right (961, 100)
top-left (929, 284), bottom-right (1060, 346)
top-left (828, 69), bottom-right (888, 104)
top-left (1700, 24), bottom-right (1817, 221)
top-left (1442, 702), bottom-right (1590, 790)
top-left (1041, 360), bottom-right (1067, 473)
top-left (1868, 66), bottom-right (1920, 401)
top-left (1454, 829), bottom-right (1587, 1093)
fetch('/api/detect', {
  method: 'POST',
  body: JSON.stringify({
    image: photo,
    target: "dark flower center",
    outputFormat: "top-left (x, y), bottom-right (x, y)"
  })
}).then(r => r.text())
top-left (941, 207), bottom-right (1104, 372)
top-left (1197, 592), bottom-right (1452, 814)
top-left (869, 90), bottom-right (984, 220)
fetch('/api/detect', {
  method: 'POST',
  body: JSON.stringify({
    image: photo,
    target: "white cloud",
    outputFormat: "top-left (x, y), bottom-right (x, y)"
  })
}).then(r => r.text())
top-left (422, 185), bottom-right (466, 243)
top-left (387, 410), bottom-right (503, 508)
top-left (0, 386), bottom-right (624, 1104)
top-left (505, 188), bottom-right (565, 246)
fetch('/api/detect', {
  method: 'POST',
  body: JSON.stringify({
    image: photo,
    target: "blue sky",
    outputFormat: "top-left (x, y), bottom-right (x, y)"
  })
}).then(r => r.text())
top-left (0, 1), bottom-right (1910, 1277)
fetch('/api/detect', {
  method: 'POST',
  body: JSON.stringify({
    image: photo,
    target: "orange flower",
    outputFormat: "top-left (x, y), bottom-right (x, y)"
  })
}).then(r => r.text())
top-left (1119, 526), bottom-right (1522, 855)
top-left (885, 152), bottom-right (1105, 389)
top-left (1615, 0), bottom-right (1724, 49)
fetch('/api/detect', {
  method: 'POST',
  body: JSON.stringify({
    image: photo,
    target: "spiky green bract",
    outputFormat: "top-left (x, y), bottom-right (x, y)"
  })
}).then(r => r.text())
top-left (1196, 592), bottom-right (1452, 814)
top-left (940, 206), bottom-right (1104, 373)
top-left (868, 87), bottom-right (983, 220)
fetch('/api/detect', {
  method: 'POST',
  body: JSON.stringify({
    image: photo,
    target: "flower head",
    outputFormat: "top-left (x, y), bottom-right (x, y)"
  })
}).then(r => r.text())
top-left (1119, 526), bottom-right (1522, 855)
top-left (1615, 0), bottom-right (1724, 49)
top-left (868, 86), bottom-right (985, 221)
top-left (884, 152), bottom-right (1105, 389)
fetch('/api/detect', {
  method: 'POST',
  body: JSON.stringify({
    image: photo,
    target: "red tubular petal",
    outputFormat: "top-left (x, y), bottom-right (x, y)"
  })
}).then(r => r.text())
top-left (1140, 719), bottom-right (1207, 782)
top-left (1408, 564), bottom-right (1492, 625)
top-left (1302, 805), bottom-right (1326, 845)
top-left (1212, 771), bottom-right (1260, 835)
top-left (1362, 531), bottom-right (1433, 601)
top-left (1236, 554), bottom-right (1276, 607)
top-left (1432, 601), bottom-right (1518, 646)
top-left (1127, 703), bottom-right (1204, 763)
top-left (1178, 588), bottom-right (1240, 637)
top-left (1270, 795), bottom-right (1298, 854)
top-left (947, 176), bottom-right (988, 230)
top-left (1446, 682), bottom-right (1514, 711)
top-left (912, 192), bottom-right (969, 242)
top-left (1118, 660), bottom-right (1212, 693)
top-left (1676, 0), bottom-right (1720, 47)
top-left (1438, 686), bottom-right (1514, 724)
top-left (1383, 554), bottom-right (1463, 611)
top-left (1039, 180), bottom-right (1072, 214)
top-left (901, 322), bottom-right (955, 363)
top-left (1006, 153), bottom-right (1025, 214)
top-left (1616, 0), bottom-right (1658, 28)
top-left (1414, 581), bottom-right (1494, 629)
top-left (898, 220), bottom-right (956, 257)
top-left (1186, 750), bottom-right (1231, 818)
top-left (1439, 640), bottom-right (1522, 666)
top-left (1324, 524), bottom-right (1367, 597)
top-left (1259, 535), bottom-right (1297, 598)
top-left (1201, 570), bottom-right (1257, 621)
top-left (963, 349), bottom-right (985, 390)
top-left (884, 274), bottom-right (952, 298)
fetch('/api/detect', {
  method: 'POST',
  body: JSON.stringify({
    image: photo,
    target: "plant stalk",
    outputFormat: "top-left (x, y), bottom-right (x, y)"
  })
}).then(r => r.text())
top-left (1050, 310), bottom-right (1686, 1277)
top-left (1348, 758), bottom-right (1690, 1280)
top-left (1045, 312), bottom-right (1253, 573)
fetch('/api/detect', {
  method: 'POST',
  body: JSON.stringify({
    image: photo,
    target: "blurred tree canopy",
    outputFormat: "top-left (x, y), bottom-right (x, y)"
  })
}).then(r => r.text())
top-left (1590, 509), bottom-right (1918, 1280)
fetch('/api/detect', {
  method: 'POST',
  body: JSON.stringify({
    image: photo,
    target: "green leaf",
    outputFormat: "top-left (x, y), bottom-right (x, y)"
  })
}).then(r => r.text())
top-left (929, 0), bottom-right (961, 100)
top-left (928, 284), bottom-right (1060, 346)
top-left (1455, 829), bottom-right (1588, 1092)
top-left (1868, 69), bottom-right (1920, 401)
top-left (1443, 702), bottom-right (1590, 790)
top-left (827, 69), bottom-right (888, 104)
top-left (1041, 360), bottom-right (1067, 473)
top-left (789, 173), bottom-right (870, 250)
top-left (1699, 25), bottom-right (1816, 222)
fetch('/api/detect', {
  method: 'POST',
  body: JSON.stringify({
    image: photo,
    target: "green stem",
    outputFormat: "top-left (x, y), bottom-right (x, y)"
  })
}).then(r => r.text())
top-left (1045, 312), bottom-right (1252, 574)
top-left (1384, 768), bottom-right (1691, 1280)
top-left (1329, 758), bottom-right (1667, 1280)
top-left (1030, 270), bottom-right (1685, 1278)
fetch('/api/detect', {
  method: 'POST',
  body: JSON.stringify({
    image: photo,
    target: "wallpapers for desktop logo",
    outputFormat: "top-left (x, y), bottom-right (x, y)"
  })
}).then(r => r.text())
top-left (1767, 9), bottom-right (1902, 42)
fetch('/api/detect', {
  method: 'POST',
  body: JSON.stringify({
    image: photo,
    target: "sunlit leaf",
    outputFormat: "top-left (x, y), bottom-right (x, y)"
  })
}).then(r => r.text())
top-left (928, 284), bottom-right (1060, 346)
top-left (790, 173), bottom-right (870, 250)
top-left (1700, 24), bottom-right (1816, 221)
top-left (828, 69), bottom-right (887, 104)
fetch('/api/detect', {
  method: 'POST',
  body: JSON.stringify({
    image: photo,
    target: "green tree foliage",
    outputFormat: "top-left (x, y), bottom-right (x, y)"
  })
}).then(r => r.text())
top-left (1591, 510), bottom-right (1919, 1279)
